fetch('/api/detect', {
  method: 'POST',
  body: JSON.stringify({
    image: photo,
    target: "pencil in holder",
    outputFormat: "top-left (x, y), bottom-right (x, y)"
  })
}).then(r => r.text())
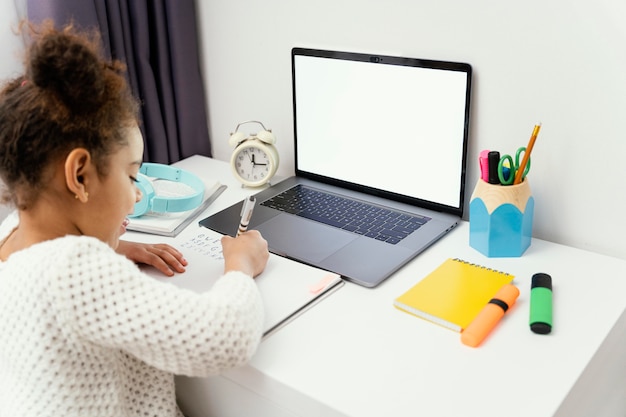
top-left (469, 179), bottom-right (534, 257)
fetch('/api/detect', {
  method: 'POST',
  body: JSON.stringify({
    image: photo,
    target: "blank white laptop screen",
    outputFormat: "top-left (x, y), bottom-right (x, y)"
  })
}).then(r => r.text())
top-left (294, 53), bottom-right (469, 211)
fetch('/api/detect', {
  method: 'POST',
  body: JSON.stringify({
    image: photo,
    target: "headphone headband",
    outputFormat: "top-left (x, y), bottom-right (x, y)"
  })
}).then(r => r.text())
top-left (129, 163), bottom-right (205, 217)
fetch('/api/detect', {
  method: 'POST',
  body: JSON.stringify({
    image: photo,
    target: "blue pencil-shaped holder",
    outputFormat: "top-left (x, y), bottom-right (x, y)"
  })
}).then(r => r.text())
top-left (469, 179), bottom-right (534, 257)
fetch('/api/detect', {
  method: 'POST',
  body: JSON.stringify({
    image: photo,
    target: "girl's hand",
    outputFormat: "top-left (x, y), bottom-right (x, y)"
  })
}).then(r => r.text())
top-left (116, 240), bottom-right (187, 277)
top-left (221, 230), bottom-right (269, 278)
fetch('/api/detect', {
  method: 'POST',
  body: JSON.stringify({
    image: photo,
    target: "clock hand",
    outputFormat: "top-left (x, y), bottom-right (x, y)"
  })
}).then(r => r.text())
top-left (249, 153), bottom-right (268, 167)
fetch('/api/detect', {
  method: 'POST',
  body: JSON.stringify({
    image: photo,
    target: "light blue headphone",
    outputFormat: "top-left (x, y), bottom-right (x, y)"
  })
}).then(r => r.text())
top-left (129, 163), bottom-right (205, 218)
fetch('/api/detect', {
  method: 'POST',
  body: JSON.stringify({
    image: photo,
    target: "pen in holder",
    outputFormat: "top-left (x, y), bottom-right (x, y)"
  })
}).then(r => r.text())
top-left (469, 179), bottom-right (534, 257)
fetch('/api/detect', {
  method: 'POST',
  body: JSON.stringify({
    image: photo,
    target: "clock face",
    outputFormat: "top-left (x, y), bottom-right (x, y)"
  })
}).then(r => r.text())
top-left (234, 146), bottom-right (273, 185)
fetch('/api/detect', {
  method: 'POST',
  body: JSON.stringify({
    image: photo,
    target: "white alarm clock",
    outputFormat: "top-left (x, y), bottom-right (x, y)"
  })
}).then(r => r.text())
top-left (229, 121), bottom-right (279, 187)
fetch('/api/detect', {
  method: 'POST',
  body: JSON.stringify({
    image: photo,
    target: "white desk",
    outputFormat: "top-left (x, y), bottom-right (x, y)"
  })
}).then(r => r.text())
top-left (129, 156), bottom-right (626, 417)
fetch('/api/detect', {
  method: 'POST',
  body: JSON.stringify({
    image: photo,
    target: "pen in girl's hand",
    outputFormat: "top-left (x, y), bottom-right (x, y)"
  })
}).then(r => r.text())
top-left (236, 196), bottom-right (256, 237)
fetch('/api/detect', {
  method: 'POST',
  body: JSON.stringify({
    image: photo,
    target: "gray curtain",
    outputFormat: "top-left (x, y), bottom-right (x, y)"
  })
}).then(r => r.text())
top-left (25, 0), bottom-right (212, 164)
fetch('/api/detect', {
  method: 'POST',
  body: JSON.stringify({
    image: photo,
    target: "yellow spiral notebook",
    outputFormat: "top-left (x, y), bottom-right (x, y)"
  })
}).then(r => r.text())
top-left (393, 258), bottom-right (514, 332)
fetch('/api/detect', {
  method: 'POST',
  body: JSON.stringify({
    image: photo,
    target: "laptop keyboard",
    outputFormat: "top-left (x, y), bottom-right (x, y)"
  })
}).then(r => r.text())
top-left (260, 185), bottom-right (430, 244)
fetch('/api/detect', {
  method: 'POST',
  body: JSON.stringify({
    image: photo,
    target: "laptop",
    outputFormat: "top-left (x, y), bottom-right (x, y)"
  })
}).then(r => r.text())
top-left (200, 47), bottom-right (472, 288)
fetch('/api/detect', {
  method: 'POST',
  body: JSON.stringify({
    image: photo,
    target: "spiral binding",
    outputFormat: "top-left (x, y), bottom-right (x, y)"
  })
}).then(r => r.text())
top-left (452, 258), bottom-right (513, 276)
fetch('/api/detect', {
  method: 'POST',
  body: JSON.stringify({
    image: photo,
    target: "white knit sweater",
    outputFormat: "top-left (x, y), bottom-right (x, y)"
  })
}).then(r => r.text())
top-left (0, 213), bottom-right (264, 416)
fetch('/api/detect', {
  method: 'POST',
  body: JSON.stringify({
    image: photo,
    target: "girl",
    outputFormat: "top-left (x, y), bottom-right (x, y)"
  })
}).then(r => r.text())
top-left (0, 22), bottom-right (269, 416)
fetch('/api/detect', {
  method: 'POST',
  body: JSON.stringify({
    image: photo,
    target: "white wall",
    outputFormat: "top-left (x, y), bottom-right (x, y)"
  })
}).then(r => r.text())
top-left (195, 0), bottom-right (626, 260)
top-left (1, 1), bottom-right (624, 260)
top-left (0, 1), bottom-right (24, 79)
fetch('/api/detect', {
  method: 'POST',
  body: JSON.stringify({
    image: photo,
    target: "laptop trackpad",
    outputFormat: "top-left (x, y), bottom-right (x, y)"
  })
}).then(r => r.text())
top-left (255, 214), bottom-right (355, 263)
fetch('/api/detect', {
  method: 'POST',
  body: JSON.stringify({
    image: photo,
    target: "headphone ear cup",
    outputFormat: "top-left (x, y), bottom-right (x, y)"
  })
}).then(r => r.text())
top-left (229, 131), bottom-right (246, 147)
top-left (256, 129), bottom-right (275, 144)
top-left (129, 174), bottom-right (154, 218)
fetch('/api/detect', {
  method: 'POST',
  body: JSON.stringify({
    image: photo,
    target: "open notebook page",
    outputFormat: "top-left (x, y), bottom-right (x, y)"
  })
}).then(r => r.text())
top-left (141, 225), bottom-right (344, 337)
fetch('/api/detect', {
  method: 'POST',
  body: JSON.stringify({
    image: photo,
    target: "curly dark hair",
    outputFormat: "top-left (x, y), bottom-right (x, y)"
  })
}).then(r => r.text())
top-left (0, 21), bottom-right (139, 209)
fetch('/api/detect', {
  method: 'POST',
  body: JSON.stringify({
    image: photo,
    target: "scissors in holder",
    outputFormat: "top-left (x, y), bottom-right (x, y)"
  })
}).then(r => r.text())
top-left (497, 147), bottom-right (531, 185)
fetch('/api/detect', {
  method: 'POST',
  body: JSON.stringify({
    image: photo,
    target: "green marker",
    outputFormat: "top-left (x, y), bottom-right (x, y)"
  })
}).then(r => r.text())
top-left (529, 273), bottom-right (552, 334)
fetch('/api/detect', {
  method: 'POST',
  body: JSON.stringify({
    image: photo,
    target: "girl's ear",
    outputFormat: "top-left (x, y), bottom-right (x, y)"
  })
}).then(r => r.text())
top-left (64, 148), bottom-right (92, 202)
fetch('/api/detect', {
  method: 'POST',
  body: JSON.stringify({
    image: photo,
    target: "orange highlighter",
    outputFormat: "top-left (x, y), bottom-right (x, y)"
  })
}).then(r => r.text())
top-left (461, 284), bottom-right (520, 347)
